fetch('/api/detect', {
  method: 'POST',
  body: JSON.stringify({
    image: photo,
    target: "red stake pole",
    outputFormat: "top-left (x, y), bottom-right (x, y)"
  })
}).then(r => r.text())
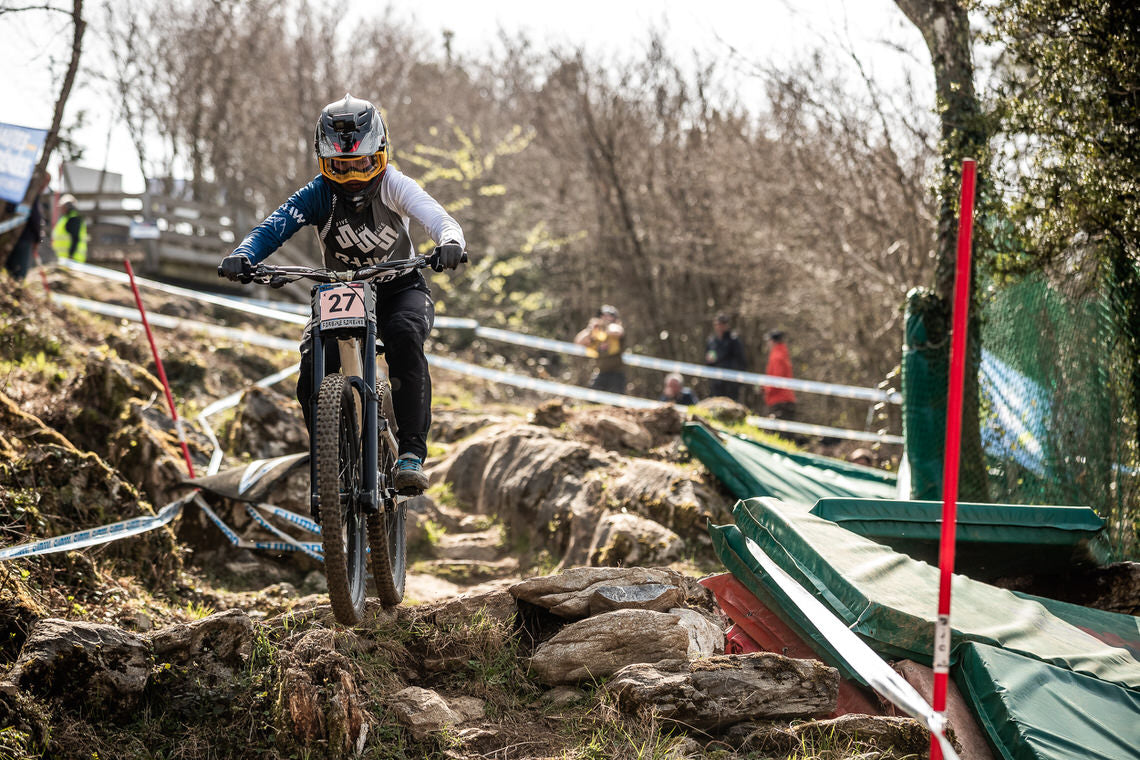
top-left (930, 158), bottom-right (976, 759)
top-left (124, 258), bottom-right (196, 478)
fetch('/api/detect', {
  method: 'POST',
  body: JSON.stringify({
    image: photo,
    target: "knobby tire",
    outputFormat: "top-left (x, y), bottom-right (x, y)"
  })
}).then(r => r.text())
top-left (368, 379), bottom-right (406, 605)
top-left (316, 374), bottom-right (368, 625)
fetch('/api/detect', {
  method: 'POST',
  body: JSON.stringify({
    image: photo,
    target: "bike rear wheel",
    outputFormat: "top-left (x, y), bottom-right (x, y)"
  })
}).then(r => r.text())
top-left (368, 379), bottom-right (406, 605)
top-left (316, 373), bottom-right (368, 625)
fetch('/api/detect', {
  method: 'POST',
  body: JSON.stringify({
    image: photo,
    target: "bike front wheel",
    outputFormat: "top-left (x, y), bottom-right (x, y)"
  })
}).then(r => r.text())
top-left (316, 373), bottom-right (368, 625)
top-left (368, 379), bottom-right (406, 605)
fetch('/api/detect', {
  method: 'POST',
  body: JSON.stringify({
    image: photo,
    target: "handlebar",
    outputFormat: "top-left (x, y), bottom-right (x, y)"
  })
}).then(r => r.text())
top-left (218, 249), bottom-right (469, 287)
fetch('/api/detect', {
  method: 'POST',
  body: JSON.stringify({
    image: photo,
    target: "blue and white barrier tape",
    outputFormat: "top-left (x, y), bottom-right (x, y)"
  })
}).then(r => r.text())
top-left (196, 495), bottom-right (322, 557)
top-left (246, 504), bottom-right (323, 561)
top-left (0, 494), bottom-right (192, 560)
top-left (62, 260), bottom-right (898, 403)
top-left (254, 503), bottom-right (321, 535)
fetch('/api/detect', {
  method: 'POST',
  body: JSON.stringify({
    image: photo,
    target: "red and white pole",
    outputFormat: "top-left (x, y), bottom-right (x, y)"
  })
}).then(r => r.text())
top-left (930, 158), bottom-right (976, 759)
top-left (124, 258), bottom-right (196, 478)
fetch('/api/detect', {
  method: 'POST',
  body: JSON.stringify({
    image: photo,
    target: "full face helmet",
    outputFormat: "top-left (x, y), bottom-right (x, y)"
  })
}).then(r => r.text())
top-left (314, 93), bottom-right (389, 209)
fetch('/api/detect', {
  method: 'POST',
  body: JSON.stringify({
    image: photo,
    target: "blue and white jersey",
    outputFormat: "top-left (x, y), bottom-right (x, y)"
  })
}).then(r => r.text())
top-left (233, 168), bottom-right (464, 274)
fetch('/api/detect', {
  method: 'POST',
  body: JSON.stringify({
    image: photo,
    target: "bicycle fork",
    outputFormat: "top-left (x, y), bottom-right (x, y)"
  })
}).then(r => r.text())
top-left (309, 323), bottom-right (380, 519)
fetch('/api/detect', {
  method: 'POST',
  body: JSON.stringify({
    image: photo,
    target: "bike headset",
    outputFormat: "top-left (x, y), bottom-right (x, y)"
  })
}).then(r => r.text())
top-left (314, 93), bottom-right (390, 211)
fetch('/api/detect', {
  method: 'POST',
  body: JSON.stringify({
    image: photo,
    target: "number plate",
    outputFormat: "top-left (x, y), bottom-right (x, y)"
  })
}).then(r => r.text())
top-left (317, 283), bottom-right (368, 330)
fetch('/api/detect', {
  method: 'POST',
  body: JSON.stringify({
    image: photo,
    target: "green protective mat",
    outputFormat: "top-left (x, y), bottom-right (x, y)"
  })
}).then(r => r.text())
top-left (955, 643), bottom-right (1140, 760)
top-left (682, 423), bottom-right (897, 505)
top-left (809, 498), bottom-right (1111, 579)
top-left (732, 497), bottom-right (1140, 689)
top-left (1012, 592), bottom-right (1140, 661)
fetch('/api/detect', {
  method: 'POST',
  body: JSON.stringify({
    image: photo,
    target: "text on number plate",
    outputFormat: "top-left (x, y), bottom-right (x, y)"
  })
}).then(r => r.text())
top-left (318, 283), bottom-right (367, 329)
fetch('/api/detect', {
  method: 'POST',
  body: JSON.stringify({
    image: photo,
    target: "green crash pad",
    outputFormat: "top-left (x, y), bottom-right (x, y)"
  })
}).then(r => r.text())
top-left (732, 497), bottom-right (1140, 689)
top-left (682, 422), bottom-right (897, 504)
top-left (809, 497), bottom-right (1111, 579)
top-left (1012, 592), bottom-right (1140, 661)
top-left (955, 642), bottom-right (1140, 760)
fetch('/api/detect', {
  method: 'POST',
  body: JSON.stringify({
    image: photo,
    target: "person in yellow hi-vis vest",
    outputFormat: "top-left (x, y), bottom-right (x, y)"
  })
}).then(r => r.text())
top-left (51, 193), bottom-right (87, 263)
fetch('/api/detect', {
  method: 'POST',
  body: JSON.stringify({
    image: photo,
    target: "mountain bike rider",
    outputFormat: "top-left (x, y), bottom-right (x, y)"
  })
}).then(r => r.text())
top-left (220, 93), bottom-right (466, 493)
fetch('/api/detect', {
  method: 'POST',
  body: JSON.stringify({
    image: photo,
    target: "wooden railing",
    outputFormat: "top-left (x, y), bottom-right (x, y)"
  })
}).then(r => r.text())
top-left (66, 191), bottom-right (311, 293)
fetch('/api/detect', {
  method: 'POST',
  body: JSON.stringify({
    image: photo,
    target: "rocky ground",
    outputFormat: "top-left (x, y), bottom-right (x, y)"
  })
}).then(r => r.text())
top-left (0, 268), bottom-right (965, 759)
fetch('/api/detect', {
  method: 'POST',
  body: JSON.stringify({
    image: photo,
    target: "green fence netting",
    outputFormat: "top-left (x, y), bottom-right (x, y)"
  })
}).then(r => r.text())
top-left (902, 274), bottom-right (1139, 558)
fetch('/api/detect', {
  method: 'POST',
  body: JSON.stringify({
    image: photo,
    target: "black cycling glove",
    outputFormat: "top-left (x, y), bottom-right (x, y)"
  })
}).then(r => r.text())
top-left (220, 253), bottom-right (253, 283)
top-left (431, 243), bottom-right (465, 272)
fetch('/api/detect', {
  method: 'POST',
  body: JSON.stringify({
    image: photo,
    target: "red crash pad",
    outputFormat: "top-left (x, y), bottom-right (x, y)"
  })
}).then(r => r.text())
top-left (701, 572), bottom-right (883, 717)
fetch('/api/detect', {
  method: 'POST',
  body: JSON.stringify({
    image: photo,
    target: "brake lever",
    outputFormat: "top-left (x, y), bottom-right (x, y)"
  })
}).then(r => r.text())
top-left (268, 274), bottom-right (289, 289)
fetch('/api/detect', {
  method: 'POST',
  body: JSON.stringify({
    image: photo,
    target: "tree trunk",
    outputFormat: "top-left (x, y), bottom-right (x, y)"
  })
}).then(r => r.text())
top-left (894, 0), bottom-right (989, 501)
top-left (0, 0), bottom-right (85, 269)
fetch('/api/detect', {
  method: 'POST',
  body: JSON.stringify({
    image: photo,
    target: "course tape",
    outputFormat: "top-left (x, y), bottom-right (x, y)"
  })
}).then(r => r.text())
top-left (195, 495), bottom-right (322, 557)
top-left (57, 284), bottom-right (900, 444)
top-left (744, 414), bottom-right (904, 445)
top-left (62, 260), bottom-right (898, 403)
top-left (246, 504), bottom-right (323, 561)
top-left (59, 259), bottom-right (309, 325)
top-left (0, 493), bottom-right (193, 560)
top-left (0, 212), bottom-right (29, 236)
top-left (254, 503), bottom-right (321, 535)
top-left (742, 535), bottom-right (959, 760)
top-left (53, 294), bottom-right (297, 351)
top-left (427, 354), bottom-right (661, 409)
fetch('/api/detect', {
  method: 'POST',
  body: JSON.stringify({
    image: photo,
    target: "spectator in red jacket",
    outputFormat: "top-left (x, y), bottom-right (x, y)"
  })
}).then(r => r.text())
top-left (764, 330), bottom-right (797, 420)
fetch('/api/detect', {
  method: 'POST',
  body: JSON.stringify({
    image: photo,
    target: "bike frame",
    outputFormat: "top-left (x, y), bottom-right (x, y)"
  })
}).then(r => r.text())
top-left (308, 282), bottom-right (381, 517)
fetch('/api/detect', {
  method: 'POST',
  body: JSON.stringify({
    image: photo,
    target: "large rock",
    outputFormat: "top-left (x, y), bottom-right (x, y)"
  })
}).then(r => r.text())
top-left (604, 459), bottom-right (722, 543)
top-left (605, 653), bottom-right (839, 729)
top-left (226, 385), bottom-right (308, 460)
top-left (511, 566), bottom-right (687, 619)
top-left (428, 590), bottom-right (517, 628)
top-left (2, 618), bottom-right (149, 714)
top-left (148, 609), bottom-right (254, 687)
top-left (528, 608), bottom-right (720, 685)
top-left (735, 714), bottom-right (930, 756)
top-left (589, 513), bottom-right (683, 566)
top-left (389, 686), bottom-right (482, 739)
top-left (588, 583), bottom-right (684, 615)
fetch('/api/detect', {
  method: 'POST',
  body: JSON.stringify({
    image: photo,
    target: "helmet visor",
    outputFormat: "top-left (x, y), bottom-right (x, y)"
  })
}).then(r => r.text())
top-left (319, 150), bottom-right (387, 183)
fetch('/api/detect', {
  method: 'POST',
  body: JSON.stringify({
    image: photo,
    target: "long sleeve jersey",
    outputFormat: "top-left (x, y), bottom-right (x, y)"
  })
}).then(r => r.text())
top-left (233, 169), bottom-right (464, 274)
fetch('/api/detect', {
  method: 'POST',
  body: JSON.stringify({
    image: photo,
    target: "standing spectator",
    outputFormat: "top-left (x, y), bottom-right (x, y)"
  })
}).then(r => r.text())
top-left (51, 193), bottom-right (87, 264)
top-left (763, 329), bottom-right (797, 420)
top-left (574, 304), bottom-right (625, 394)
top-left (4, 173), bottom-right (49, 281)
top-left (704, 313), bottom-right (747, 400)
top-left (660, 372), bottom-right (699, 405)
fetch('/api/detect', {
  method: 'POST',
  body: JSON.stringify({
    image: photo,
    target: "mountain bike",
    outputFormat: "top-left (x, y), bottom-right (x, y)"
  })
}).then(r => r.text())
top-left (218, 251), bottom-right (462, 624)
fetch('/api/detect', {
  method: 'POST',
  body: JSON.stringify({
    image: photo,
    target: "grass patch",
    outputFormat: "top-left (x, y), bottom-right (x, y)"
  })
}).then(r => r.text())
top-left (426, 481), bottom-right (458, 509)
